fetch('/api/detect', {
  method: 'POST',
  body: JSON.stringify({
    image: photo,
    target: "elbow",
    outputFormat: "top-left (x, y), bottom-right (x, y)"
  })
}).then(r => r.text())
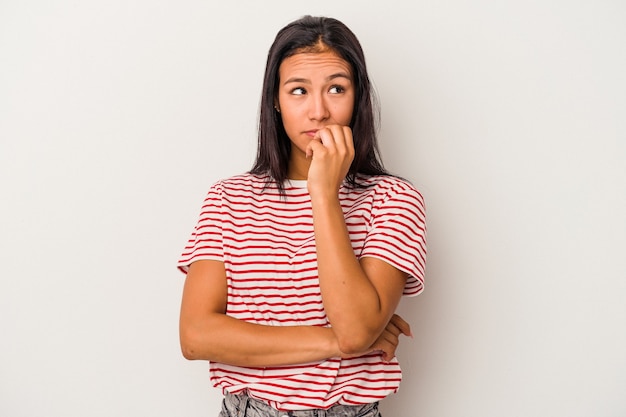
top-left (336, 331), bottom-right (375, 355)
top-left (179, 329), bottom-right (202, 360)
top-left (180, 344), bottom-right (197, 361)
top-left (332, 319), bottom-right (382, 355)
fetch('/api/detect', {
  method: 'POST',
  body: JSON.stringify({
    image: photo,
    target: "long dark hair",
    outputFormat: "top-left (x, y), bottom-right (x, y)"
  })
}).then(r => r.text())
top-left (250, 15), bottom-right (389, 193)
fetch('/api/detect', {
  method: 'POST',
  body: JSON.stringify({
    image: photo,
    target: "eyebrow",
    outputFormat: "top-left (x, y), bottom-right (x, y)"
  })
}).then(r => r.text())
top-left (283, 72), bottom-right (352, 85)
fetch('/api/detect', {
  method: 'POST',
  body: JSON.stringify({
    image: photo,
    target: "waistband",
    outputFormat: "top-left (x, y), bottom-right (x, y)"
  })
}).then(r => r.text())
top-left (219, 391), bottom-right (381, 417)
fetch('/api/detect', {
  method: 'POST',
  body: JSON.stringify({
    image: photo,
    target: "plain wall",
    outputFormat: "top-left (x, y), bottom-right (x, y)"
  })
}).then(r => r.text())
top-left (1, 1), bottom-right (624, 416)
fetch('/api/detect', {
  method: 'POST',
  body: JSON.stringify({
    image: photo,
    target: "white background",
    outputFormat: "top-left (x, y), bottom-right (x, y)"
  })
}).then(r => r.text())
top-left (1, 1), bottom-right (625, 416)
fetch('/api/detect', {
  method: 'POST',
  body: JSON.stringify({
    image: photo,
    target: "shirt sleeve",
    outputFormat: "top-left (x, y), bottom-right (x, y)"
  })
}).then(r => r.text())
top-left (360, 181), bottom-right (427, 296)
top-left (177, 182), bottom-right (225, 274)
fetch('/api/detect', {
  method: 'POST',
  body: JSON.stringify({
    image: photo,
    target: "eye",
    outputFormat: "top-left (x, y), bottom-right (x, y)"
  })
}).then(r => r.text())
top-left (291, 87), bottom-right (306, 95)
top-left (329, 85), bottom-right (346, 94)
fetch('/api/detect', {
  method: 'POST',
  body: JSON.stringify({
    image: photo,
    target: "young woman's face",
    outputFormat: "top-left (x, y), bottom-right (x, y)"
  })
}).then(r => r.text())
top-left (276, 51), bottom-right (355, 176)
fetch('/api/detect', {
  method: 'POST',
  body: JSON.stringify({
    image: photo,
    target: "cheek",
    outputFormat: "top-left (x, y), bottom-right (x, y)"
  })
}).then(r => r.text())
top-left (280, 111), bottom-right (300, 136)
top-left (338, 106), bottom-right (354, 125)
top-left (280, 109), bottom-right (295, 125)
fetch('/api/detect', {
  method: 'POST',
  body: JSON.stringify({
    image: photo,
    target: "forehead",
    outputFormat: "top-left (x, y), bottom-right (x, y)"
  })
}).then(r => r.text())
top-left (279, 51), bottom-right (352, 78)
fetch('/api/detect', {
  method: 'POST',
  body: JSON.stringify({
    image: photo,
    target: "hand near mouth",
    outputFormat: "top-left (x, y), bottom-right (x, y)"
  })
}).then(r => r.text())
top-left (305, 124), bottom-right (355, 200)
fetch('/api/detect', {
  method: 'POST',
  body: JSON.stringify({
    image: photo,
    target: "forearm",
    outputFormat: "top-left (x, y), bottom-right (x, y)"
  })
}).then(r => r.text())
top-left (180, 313), bottom-right (339, 367)
top-left (310, 195), bottom-right (392, 353)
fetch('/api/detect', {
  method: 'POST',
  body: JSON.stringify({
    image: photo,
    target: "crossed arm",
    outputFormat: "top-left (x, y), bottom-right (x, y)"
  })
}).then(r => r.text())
top-left (179, 256), bottom-right (411, 367)
top-left (179, 125), bottom-right (413, 367)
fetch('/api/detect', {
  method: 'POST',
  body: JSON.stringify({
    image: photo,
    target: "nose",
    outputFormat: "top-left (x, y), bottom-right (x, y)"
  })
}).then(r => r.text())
top-left (308, 93), bottom-right (330, 121)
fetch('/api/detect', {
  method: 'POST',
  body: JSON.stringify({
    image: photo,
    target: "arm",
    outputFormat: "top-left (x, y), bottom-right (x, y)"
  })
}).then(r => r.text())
top-left (353, 313), bottom-right (413, 362)
top-left (306, 126), bottom-right (412, 354)
top-left (179, 259), bottom-right (340, 367)
top-left (311, 195), bottom-right (408, 354)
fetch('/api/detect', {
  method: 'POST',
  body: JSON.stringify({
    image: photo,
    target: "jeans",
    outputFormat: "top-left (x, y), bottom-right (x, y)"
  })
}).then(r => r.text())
top-left (218, 391), bottom-right (382, 417)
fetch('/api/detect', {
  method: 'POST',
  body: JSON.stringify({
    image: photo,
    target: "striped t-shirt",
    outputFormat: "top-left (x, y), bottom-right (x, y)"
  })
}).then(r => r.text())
top-left (178, 172), bottom-right (427, 411)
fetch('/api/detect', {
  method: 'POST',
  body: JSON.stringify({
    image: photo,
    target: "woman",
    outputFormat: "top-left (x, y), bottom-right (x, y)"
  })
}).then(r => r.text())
top-left (178, 15), bottom-right (426, 417)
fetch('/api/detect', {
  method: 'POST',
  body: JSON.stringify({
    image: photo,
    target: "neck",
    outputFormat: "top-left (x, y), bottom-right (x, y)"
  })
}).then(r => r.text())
top-left (287, 152), bottom-right (310, 180)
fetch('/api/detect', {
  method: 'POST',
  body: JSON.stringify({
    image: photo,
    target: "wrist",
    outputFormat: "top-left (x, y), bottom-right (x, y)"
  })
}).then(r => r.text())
top-left (308, 187), bottom-right (341, 207)
top-left (321, 327), bottom-right (342, 358)
top-left (307, 178), bottom-right (343, 200)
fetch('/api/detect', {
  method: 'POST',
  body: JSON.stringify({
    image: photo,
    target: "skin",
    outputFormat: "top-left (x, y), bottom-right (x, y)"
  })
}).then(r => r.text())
top-left (279, 51), bottom-right (410, 353)
top-left (179, 50), bottom-right (412, 367)
top-left (277, 51), bottom-right (355, 181)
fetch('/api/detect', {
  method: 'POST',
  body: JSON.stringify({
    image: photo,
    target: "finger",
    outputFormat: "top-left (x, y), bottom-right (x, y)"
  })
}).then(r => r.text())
top-left (381, 326), bottom-right (400, 346)
top-left (305, 137), bottom-right (324, 158)
top-left (372, 337), bottom-right (398, 362)
top-left (341, 125), bottom-right (354, 157)
top-left (317, 125), bottom-right (352, 155)
top-left (390, 314), bottom-right (413, 338)
top-left (315, 127), bottom-right (337, 150)
top-left (383, 320), bottom-right (401, 337)
top-left (326, 125), bottom-right (352, 157)
top-left (381, 349), bottom-right (395, 362)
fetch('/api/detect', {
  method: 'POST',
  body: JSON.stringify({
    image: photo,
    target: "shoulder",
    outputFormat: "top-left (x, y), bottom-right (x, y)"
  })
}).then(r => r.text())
top-left (356, 175), bottom-right (424, 205)
top-left (208, 172), bottom-right (273, 193)
top-left (203, 173), bottom-right (287, 205)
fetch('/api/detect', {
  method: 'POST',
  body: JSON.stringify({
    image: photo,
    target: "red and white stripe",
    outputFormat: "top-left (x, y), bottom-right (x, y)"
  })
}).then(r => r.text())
top-left (178, 173), bottom-right (426, 411)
